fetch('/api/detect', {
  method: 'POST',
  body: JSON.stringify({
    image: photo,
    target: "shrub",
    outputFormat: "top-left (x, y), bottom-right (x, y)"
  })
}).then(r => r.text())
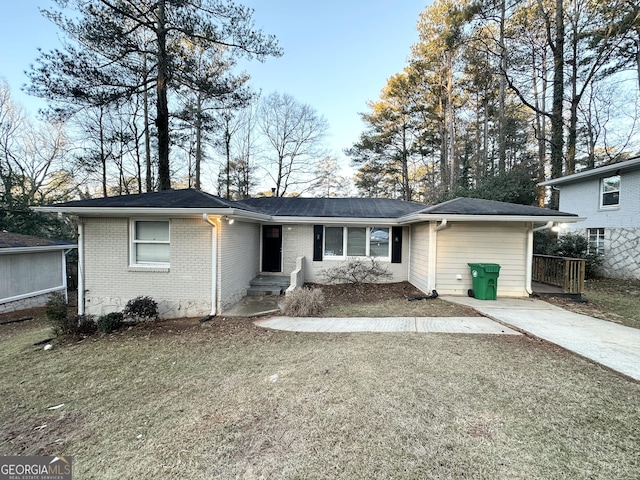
top-left (282, 287), bottom-right (325, 317)
top-left (537, 231), bottom-right (604, 279)
top-left (76, 315), bottom-right (97, 335)
top-left (320, 257), bottom-right (393, 284)
top-left (123, 296), bottom-right (159, 322)
top-left (97, 312), bottom-right (124, 333)
top-left (46, 292), bottom-right (74, 336)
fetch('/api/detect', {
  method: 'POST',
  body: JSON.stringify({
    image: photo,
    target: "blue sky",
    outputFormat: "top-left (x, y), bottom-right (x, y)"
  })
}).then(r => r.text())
top-left (0, 0), bottom-right (427, 167)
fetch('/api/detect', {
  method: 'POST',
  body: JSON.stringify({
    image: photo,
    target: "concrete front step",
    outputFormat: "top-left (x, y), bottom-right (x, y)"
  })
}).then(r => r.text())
top-left (247, 275), bottom-right (290, 296)
top-left (247, 287), bottom-right (284, 296)
top-left (251, 275), bottom-right (290, 287)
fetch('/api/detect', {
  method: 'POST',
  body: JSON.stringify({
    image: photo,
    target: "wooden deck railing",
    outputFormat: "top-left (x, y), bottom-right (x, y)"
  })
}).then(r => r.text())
top-left (532, 254), bottom-right (585, 294)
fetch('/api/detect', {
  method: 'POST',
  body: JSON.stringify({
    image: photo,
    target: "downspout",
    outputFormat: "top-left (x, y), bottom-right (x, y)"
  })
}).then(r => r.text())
top-left (62, 249), bottom-right (73, 304)
top-left (77, 222), bottom-right (85, 315)
top-left (526, 221), bottom-right (554, 295)
top-left (203, 214), bottom-right (218, 316)
top-left (428, 219), bottom-right (449, 291)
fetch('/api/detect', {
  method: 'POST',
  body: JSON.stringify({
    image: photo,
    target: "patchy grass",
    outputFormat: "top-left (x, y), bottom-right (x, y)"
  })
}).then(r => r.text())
top-left (545, 278), bottom-right (640, 329)
top-left (1, 315), bottom-right (639, 479)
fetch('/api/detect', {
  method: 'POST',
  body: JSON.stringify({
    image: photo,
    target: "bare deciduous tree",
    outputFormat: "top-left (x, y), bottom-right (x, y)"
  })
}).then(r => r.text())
top-left (258, 92), bottom-right (329, 196)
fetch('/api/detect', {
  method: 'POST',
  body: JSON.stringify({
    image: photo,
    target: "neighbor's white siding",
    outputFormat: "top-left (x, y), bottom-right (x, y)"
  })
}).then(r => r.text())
top-left (281, 224), bottom-right (410, 283)
top-left (435, 222), bottom-right (529, 297)
top-left (83, 217), bottom-right (212, 318)
top-left (559, 169), bottom-right (640, 229)
top-left (217, 220), bottom-right (260, 311)
top-left (558, 170), bottom-right (640, 280)
top-left (408, 223), bottom-right (430, 294)
top-left (0, 250), bottom-right (67, 313)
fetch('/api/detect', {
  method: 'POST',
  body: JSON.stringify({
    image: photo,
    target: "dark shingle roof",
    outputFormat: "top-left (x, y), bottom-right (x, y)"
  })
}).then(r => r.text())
top-left (410, 197), bottom-right (578, 217)
top-left (50, 188), bottom-right (250, 210)
top-left (42, 189), bottom-right (578, 220)
top-left (0, 232), bottom-right (75, 249)
top-left (238, 197), bottom-right (426, 218)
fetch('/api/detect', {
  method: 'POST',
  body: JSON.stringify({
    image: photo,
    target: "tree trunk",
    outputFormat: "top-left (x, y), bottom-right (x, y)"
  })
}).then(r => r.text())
top-left (195, 93), bottom-right (203, 191)
top-left (498, 0), bottom-right (507, 175)
top-left (143, 59), bottom-right (153, 192)
top-left (99, 108), bottom-right (107, 198)
top-left (549, 0), bottom-right (565, 209)
top-left (155, 0), bottom-right (171, 191)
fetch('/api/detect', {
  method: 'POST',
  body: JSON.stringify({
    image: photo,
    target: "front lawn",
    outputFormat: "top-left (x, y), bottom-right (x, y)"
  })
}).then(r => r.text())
top-left (545, 277), bottom-right (640, 329)
top-left (1, 315), bottom-right (638, 479)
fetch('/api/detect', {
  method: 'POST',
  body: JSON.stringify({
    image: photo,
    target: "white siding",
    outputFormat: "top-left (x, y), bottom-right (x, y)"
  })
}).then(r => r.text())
top-left (0, 251), bottom-right (63, 300)
top-left (408, 223), bottom-right (430, 293)
top-left (83, 217), bottom-right (212, 318)
top-left (558, 169), bottom-right (640, 279)
top-left (559, 169), bottom-right (640, 230)
top-left (435, 222), bottom-right (529, 297)
top-left (218, 220), bottom-right (260, 311)
top-left (0, 250), bottom-right (68, 313)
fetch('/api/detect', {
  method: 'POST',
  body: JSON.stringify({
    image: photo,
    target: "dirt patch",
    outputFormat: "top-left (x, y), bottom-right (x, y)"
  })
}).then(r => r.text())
top-left (0, 413), bottom-right (87, 456)
top-left (308, 281), bottom-right (430, 306)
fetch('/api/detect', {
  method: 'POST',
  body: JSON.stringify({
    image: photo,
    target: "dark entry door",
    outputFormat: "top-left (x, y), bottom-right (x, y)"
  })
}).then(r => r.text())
top-left (262, 225), bottom-right (282, 272)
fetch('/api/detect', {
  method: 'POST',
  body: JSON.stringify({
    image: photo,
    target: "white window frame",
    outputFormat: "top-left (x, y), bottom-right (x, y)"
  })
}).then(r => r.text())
top-left (600, 175), bottom-right (620, 209)
top-left (130, 219), bottom-right (170, 267)
top-left (323, 226), bottom-right (390, 261)
top-left (587, 228), bottom-right (605, 256)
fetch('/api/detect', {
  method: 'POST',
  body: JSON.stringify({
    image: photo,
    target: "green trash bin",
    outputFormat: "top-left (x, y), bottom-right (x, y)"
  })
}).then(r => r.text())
top-left (467, 263), bottom-right (501, 300)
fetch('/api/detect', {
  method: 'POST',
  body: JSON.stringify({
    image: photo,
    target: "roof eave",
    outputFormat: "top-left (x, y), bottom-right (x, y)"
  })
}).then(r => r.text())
top-left (539, 157), bottom-right (640, 186)
top-left (34, 206), bottom-right (271, 222)
top-left (269, 216), bottom-right (403, 225)
top-left (397, 213), bottom-right (584, 224)
top-left (0, 244), bottom-right (77, 254)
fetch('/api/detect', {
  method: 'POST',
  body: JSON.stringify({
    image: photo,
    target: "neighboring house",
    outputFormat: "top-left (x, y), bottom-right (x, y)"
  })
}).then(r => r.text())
top-left (39, 189), bottom-right (580, 319)
top-left (540, 157), bottom-right (640, 279)
top-left (0, 232), bottom-right (77, 314)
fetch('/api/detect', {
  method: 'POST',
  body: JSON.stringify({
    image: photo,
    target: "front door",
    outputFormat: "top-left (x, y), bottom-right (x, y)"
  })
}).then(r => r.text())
top-left (262, 225), bottom-right (282, 272)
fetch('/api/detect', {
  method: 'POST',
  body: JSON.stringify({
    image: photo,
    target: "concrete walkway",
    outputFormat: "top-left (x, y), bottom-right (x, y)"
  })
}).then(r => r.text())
top-left (255, 316), bottom-right (521, 335)
top-left (443, 296), bottom-right (640, 382)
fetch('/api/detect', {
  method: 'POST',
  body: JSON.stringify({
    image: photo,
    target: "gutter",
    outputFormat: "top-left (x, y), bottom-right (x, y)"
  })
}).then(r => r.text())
top-left (0, 244), bottom-right (76, 254)
top-left (202, 214), bottom-right (218, 317)
top-left (34, 206), bottom-right (271, 222)
top-left (525, 221), bottom-right (554, 295)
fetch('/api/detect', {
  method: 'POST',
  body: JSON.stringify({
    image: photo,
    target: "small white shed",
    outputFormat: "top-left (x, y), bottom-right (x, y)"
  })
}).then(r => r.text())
top-left (0, 232), bottom-right (76, 314)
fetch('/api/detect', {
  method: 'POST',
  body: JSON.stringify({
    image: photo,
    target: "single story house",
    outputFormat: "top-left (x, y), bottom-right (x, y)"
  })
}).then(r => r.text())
top-left (540, 156), bottom-right (640, 279)
top-left (0, 232), bottom-right (76, 314)
top-left (39, 189), bottom-right (581, 318)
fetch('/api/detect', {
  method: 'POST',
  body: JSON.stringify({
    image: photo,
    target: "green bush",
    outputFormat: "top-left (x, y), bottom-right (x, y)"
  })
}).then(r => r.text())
top-left (97, 312), bottom-right (124, 333)
top-left (282, 287), bottom-right (325, 317)
top-left (123, 296), bottom-right (159, 322)
top-left (77, 315), bottom-right (97, 335)
top-left (537, 231), bottom-right (604, 279)
top-left (46, 292), bottom-right (74, 336)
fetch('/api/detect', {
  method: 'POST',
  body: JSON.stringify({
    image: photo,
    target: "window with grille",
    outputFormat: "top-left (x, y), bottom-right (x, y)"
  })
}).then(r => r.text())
top-left (600, 175), bottom-right (620, 208)
top-left (587, 228), bottom-right (605, 255)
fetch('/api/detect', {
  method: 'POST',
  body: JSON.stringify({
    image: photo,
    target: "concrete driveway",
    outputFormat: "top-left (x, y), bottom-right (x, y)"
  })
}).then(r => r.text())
top-left (444, 296), bottom-right (640, 382)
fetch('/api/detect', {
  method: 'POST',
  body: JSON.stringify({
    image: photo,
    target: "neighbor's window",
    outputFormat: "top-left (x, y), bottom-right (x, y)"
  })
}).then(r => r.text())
top-left (324, 226), bottom-right (390, 259)
top-left (131, 220), bottom-right (170, 266)
top-left (587, 228), bottom-right (605, 255)
top-left (600, 175), bottom-right (620, 208)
